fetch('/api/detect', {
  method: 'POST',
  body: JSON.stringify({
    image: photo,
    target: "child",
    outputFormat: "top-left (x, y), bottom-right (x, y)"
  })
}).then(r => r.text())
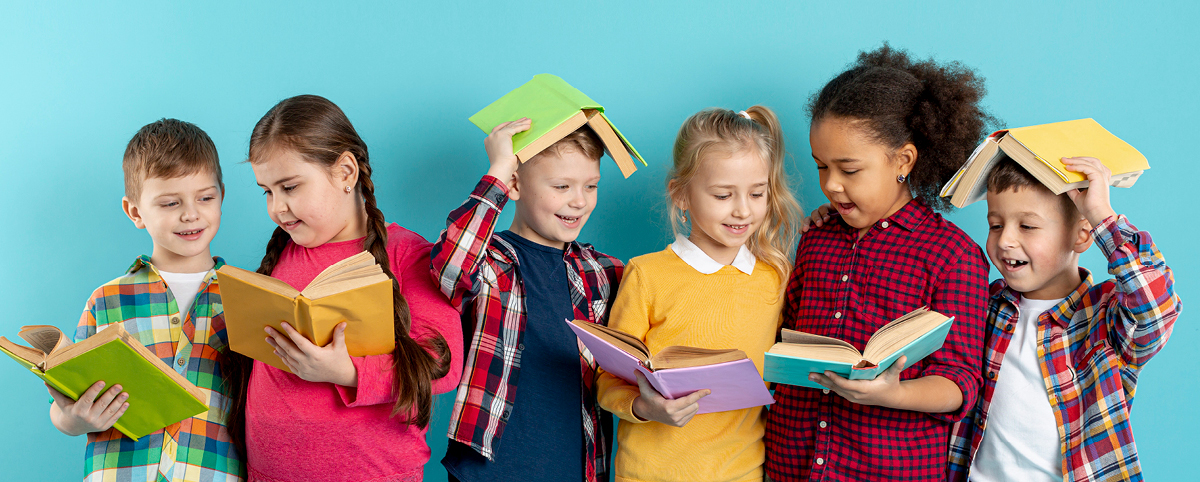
top-left (220, 95), bottom-right (463, 482)
top-left (49, 118), bottom-right (243, 481)
top-left (596, 106), bottom-right (800, 482)
top-left (432, 118), bottom-right (623, 482)
top-left (946, 157), bottom-right (1179, 482)
top-left (763, 44), bottom-right (992, 481)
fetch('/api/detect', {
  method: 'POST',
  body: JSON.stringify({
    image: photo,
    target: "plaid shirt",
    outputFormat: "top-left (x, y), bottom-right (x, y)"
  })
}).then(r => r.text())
top-left (430, 176), bottom-right (622, 482)
top-left (74, 255), bottom-right (242, 482)
top-left (949, 215), bottom-right (1180, 482)
top-left (764, 199), bottom-right (989, 482)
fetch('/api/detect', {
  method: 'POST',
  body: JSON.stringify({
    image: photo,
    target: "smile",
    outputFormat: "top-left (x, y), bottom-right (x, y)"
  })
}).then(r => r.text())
top-left (724, 223), bottom-right (750, 234)
top-left (557, 214), bottom-right (580, 226)
top-left (282, 220), bottom-right (302, 230)
top-left (175, 228), bottom-right (204, 240)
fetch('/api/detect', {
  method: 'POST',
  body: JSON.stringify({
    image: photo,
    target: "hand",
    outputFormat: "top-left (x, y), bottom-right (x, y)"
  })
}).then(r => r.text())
top-left (484, 118), bottom-right (532, 190)
top-left (265, 322), bottom-right (358, 386)
top-left (47, 381), bottom-right (129, 436)
top-left (800, 203), bottom-right (836, 233)
top-left (630, 371), bottom-right (709, 427)
top-left (1062, 157), bottom-right (1118, 227)
top-left (809, 355), bottom-right (907, 407)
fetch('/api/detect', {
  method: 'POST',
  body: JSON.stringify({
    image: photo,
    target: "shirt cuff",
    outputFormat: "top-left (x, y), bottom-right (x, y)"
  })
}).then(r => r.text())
top-left (474, 176), bottom-right (510, 212)
top-left (335, 354), bottom-right (396, 407)
top-left (599, 383), bottom-right (648, 424)
top-left (1091, 213), bottom-right (1129, 259)
top-left (918, 363), bottom-right (978, 423)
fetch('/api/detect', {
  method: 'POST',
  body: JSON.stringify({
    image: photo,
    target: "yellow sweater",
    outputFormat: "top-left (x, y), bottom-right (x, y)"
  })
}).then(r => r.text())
top-left (597, 247), bottom-right (784, 482)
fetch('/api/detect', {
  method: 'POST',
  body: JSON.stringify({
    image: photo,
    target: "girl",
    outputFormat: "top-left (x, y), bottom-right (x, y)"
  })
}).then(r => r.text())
top-left (763, 44), bottom-right (991, 482)
top-left (222, 95), bottom-right (463, 482)
top-left (597, 106), bottom-right (800, 482)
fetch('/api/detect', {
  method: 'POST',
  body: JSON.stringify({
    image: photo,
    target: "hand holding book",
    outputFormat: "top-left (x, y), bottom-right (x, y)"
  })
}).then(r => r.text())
top-left (1062, 156), bottom-right (1118, 227)
top-left (483, 117), bottom-right (531, 189)
top-left (264, 321), bottom-right (357, 386)
top-left (630, 371), bottom-right (710, 427)
top-left (47, 380), bottom-right (129, 436)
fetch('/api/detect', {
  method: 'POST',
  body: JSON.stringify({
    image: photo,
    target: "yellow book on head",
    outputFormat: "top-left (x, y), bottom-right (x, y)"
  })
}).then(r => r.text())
top-left (216, 251), bottom-right (396, 372)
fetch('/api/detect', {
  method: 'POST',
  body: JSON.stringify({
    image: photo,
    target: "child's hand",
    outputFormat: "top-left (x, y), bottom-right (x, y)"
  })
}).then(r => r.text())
top-left (265, 322), bottom-right (358, 386)
top-left (630, 371), bottom-right (709, 427)
top-left (47, 381), bottom-right (129, 436)
top-left (484, 118), bottom-right (532, 191)
top-left (800, 203), bottom-right (837, 233)
top-left (809, 355), bottom-right (907, 407)
top-left (1062, 157), bottom-right (1118, 227)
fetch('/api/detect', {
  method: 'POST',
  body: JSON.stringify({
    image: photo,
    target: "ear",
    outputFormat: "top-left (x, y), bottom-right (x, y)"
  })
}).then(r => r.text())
top-left (894, 142), bottom-right (918, 177)
top-left (122, 196), bottom-right (146, 230)
top-left (668, 179), bottom-right (689, 211)
top-left (508, 169), bottom-right (522, 201)
top-left (1072, 216), bottom-right (1094, 254)
top-left (334, 151), bottom-right (360, 190)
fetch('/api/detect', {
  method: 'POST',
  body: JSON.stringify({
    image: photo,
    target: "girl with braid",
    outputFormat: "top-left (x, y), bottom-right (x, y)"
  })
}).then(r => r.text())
top-left (222, 94), bottom-right (463, 482)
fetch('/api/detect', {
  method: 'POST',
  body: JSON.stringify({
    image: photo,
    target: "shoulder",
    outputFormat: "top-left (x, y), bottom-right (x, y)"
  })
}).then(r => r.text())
top-left (384, 223), bottom-right (434, 263)
top-left (577, 243), bottom-right (624, 271)
top-left (916, 212), bottom-right (986, 264)
top-left (625, 247), bottom-right (677, 271)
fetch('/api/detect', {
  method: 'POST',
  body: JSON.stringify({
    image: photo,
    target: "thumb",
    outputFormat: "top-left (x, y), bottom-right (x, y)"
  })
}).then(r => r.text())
top-left (634, 371), bottom-right (657, 399)
top-left (331, 322), bottom-right (347, 351)
top-left (1066, 189), bottom-right (1081, 203)
top-left (46, 384), bottom-right (72, 406)
top-left (887, 355), bottom-right (908, 378)
top-left (682, 388), bottom-right (711, 405)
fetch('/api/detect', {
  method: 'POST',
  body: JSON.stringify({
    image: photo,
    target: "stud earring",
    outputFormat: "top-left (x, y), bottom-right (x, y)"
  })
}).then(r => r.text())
top-left (897, 174), bottom-right (907, 184)
top-left (345, 186), bottom-right (353, 193)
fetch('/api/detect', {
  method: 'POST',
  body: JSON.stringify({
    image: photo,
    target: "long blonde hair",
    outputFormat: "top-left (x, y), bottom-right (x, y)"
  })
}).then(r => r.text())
top-left (667, 106), bottom-right (801, 285)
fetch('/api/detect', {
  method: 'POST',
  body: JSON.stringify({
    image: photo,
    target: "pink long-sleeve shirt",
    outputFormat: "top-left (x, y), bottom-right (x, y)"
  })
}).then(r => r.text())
top-left (246, 224), bottom-right (464, 482)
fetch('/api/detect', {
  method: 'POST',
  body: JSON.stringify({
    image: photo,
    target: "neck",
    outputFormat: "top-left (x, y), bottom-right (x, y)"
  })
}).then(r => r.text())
top-left (328, 203), bottom-right (371, 244)
top-left (149, 248), bottom-right (215, 273)
top-left (1021, 264), bottom-right (1083, 301)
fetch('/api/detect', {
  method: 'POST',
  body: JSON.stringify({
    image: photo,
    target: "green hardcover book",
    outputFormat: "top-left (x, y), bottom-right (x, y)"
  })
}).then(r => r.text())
top-left (764, 308), bottom-right (955, 389)
top-left (469, 73), bottom-right (646, 178)
top-left (1, 324), bottom-right (208, 441)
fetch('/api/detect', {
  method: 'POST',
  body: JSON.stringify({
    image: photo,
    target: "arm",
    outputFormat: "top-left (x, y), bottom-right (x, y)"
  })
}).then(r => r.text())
top-left (49, 295), bottom-right (129, 435)
top-left (430, 119), bottom-right (531, 312)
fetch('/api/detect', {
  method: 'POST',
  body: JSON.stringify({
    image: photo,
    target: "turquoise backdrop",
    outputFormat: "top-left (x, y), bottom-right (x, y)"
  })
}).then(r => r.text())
top-left (2, 1), bottom-right (1195, 480)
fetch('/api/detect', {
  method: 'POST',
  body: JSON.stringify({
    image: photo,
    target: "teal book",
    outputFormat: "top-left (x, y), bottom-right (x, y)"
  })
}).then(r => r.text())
top-left (468, 73), bottom-right (645, 178)
top-left (764, 308), bottom-right (954, 389)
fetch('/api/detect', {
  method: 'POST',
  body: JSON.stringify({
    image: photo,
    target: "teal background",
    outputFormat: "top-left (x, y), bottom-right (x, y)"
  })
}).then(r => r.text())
top-left (2, 1), bottom-right (1195, 480)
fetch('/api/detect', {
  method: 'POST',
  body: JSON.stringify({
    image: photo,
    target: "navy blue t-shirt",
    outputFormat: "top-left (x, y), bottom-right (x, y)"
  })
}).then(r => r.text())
top-left (442, 231), bottom-right (584, 482)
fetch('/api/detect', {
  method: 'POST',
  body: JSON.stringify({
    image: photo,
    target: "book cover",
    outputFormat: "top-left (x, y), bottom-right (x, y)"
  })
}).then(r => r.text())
top-left (1004, 118), bottom-right (1148, 185)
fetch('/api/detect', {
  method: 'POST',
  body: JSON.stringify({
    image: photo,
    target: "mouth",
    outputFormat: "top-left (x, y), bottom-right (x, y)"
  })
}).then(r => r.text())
top-left (556, 214), bottom-right (581, 228)
top-left (175, 228), bottom-right (204, 241)
top-left (281, 220), bottom-right (302, 231)
top-left (835, 202), bottom-right (857, 215)
top-left (723, 223), bottom-right (750, 235)
top-left (999, 258), bottom-right (1029, 271)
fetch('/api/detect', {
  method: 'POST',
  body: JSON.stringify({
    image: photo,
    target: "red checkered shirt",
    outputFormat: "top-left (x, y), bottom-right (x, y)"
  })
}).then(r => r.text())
top-left (430, 176), bottom-right (622, 482)
top-left (764, 199), bottom-right (989, 481)
top-left (948, 215), bottom-right (1180, 482)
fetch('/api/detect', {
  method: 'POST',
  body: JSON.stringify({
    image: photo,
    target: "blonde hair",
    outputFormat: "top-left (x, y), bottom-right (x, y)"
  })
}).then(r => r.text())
top-left (667, 106), bottom-right (801, 285)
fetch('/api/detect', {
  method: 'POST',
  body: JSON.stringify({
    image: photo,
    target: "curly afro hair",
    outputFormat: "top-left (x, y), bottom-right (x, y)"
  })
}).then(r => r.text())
top-left (809, 43), bottom-right (999, 212)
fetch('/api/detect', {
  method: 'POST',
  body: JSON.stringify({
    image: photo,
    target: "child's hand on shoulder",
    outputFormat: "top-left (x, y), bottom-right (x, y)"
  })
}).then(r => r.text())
top-left (810, 355), bottom-right (907, 407)
top-left (801, 203), bottom-right (837, 233)
top-left (630, 371), bottom-right (709, 427)
top-left (484, 118), bottom-right (532, 191)
top-left (47, 381), bottom-right (129, 436)
top-left (265, 322), bottom-right (358, 386)
top-left (1063, 156), bottom-right (1118, 227)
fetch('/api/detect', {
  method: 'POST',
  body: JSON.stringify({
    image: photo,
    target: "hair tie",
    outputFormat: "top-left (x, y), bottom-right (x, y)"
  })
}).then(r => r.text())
top-left (738, 110), bottom-right (752, 120)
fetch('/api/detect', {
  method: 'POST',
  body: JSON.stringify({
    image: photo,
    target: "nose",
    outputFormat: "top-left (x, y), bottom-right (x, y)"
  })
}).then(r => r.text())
top-left (180, 201), bottom-right (199, 223)
top-left (997, 225), bottom-right (1018, 249)
top-left (568, 187), bottom-right (587, 209)
top-left (823, 176), bottom-right (843, 194)
top-left (268, 193), bottom-right (287, 216)
top-left (732, 194), bottom-right (751, 218)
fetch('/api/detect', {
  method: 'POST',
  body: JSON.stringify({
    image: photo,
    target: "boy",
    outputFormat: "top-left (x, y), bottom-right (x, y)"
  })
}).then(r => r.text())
top-left (948, 156), bottom-right (1180, 482)
top-left (431, 118), bottom-right (622, 482)
top-left (48, 119), bottom-right (243, 481)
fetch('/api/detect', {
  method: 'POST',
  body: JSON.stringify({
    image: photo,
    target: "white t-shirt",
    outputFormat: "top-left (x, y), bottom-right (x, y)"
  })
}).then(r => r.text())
top-left (969, 296), bottom-right (1064, 482)
top-left (158, 270), bottom-right (209, 317)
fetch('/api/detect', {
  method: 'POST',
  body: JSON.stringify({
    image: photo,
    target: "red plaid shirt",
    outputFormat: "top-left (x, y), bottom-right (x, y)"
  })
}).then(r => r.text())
top-left (430, 176), bottom-right (622, 482)
top-left (764, 199), bottom-right (989, 481)
top-left (948, 215), bottom-right (1180, 482)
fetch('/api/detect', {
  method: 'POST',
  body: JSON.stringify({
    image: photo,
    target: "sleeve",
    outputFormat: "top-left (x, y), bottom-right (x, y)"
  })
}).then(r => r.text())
top-left (1092, 215), bottom-right (1180, 372)
top-left (918, 243), bottom-right (989, 423)
top-left (74, 291), bottom-right (100, 344)
top-left (595, 261), bottom-right (652, 423)
top-left (429, 176), bottom-right (510, 313)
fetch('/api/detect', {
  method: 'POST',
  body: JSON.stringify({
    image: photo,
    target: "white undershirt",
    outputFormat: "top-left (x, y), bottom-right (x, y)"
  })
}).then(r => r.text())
top-left (158, 270), bottom-right (209, 317)
top-left (969, 296), bottom-right (1064, 482)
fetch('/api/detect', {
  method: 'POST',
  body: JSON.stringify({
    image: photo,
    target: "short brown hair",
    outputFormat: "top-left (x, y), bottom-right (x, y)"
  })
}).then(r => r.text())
top-left (123, 119), bottom-right (222, 200)
top-left (987, 157), bottom-right (1079, 221)
top-left (535, 124), bottom-right (605, 161)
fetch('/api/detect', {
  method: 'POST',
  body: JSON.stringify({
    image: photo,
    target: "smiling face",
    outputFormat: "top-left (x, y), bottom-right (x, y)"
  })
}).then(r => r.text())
top-left (508, 148), bottom-right (601, 249)
top-left (123, 171), bottom-right (222, 272)
top-left (674, 149), bottom-right (770, 265)
top-left (986, 186), bottom-right (1090, 300)
top-left (810, 117), bottom-right (916, 236)
top-left (252, 148), bottom-right (365, 248)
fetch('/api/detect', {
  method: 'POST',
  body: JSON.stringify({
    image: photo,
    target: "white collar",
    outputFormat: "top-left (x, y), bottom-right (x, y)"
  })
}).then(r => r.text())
top-left (670, 234), bottom-right (756, 275)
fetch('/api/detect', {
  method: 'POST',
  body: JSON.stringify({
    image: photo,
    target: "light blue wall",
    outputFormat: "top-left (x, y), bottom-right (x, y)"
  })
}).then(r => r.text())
top-left (2, 1), bottom-right (1195, 480)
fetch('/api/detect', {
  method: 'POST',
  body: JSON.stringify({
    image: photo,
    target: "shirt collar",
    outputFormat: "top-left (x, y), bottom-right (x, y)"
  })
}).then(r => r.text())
top-left (128, 255), bottom-right (226, 281)
top-left (992, 266), bottom-right (1094, 328)
top-left (670, 234), bottom-right (755, 275)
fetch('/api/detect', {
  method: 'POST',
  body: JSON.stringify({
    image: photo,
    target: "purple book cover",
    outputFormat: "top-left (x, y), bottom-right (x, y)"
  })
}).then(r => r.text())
top-left (567, 321), bottom-right (774, 415)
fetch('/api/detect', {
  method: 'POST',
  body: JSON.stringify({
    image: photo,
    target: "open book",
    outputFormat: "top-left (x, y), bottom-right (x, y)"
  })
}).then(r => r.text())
top-left (764, 308), bottom-right (954, 389)
top-left (469, 73), bottom-right (646, 178)
top-left (217, 251), bottom-right (396, 372)
top-left (567, 320), bottom-right (773, 415)
top-left (0, 324), bottom-right (208, 440)
top-left (940, 118), bottom-right (1149, 208)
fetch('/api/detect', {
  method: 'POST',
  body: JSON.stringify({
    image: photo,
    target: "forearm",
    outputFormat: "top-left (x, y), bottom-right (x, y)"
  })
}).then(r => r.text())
top-left (889, 375), bottom-right (963, 413)
top-left (430, 176), bottom-right (509, 307)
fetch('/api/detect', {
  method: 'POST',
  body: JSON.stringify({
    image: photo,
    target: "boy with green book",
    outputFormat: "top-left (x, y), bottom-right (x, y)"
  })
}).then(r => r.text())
top-left (48, 119), bottom-right (243, 481)
top-left (432, 75), bottom-right (639, 482)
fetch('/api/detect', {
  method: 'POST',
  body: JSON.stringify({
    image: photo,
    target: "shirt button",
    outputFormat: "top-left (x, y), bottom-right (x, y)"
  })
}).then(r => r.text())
top-left (816, 457), bottom-right (825, 465)
top-left (881, 221), bottom-right (889, 229)
top-left (822, 389), bottom-right (830, 394)
top-left (987, 371), bottom-right (996, 380)
top-left (819, 421), bottom-right (828, 428)
top-left (1005, 324), bottom-right (1015, 332)
top-left (171, 316), bottom-right (180, 325)
top-left (834, 312), bottom-right (842, 319)
top-left (518, 344), bottom-right (525, 351)
top-left (177, 358), bottom-right (185, 367)
top-left (841, 274), bottom-right (848, 282)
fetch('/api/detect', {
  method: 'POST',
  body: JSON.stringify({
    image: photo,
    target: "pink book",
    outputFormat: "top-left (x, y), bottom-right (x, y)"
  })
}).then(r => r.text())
top-left (567, 320), bottom-right (774, 414)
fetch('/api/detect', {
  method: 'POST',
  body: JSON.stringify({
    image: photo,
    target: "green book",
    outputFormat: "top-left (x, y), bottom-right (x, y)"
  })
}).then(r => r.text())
top-left (469, 73), bottom-right (645, 178)
top-left (1, 324), bottom-right (209, 441)
top-left (764, 308), bottom-right (955, 389)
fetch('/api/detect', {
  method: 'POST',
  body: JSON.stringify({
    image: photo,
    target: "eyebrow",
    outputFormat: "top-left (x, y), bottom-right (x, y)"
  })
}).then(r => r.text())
top-left (152, 185), bottom-right (221, 198)
top-left (812, 155), bottom-right (861, 164)
top-left (711, 182), bottom-right (769, 189)
top-left (257, 175), bottom-right (300, 188)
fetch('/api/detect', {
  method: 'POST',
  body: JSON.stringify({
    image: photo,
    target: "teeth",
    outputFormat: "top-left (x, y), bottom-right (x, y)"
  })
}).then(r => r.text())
top-left (178, 229), bottom-right (201, 235)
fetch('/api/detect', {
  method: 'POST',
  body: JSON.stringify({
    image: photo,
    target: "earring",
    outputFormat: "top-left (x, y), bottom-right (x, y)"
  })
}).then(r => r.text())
top-left (345, 186), bottom-right (353, 193)
top-left (897, 174), bottom-right (907, 184)
top-left (681, 209), bottom-right (688, 223)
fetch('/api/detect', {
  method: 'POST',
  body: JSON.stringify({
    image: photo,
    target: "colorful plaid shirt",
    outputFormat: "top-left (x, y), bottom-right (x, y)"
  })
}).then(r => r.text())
top-left (74, 256), bottom-right (242, 482)
top-left (430, 176), bottom-right (622, 482)
top-left (764, 199), bottom-right (989, 481)
top-left (949, 215), bottom-right (1180, 482)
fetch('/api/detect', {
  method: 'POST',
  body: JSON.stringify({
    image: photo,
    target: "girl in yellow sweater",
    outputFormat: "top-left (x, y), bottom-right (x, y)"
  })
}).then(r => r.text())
top-left (597, 106), bottom-right (800, 482)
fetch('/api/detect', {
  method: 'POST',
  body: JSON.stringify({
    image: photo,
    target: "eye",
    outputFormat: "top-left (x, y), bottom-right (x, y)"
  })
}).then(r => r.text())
top-left (714, 194), bottom-right (731, 200)
top-left (751, 192), bottom-right (766, 198)
top-left (988, 224), bottom-right (1001, 231)
top-left (1020, 224), bottom-right (1036, 230)
top-left (200, 195), bottom-right (216, 202)
top-left (815, 164), bottom-right (828, 171)
top-left (261, 189), bottom-right (271, 196)
top-left (842, 169), bottom-right (859, 175)
top-left (586, 184), bottom-right (598, 191)
top-left (283, 184), bottom-right (297, 192)
top-left (161, 201), bottom-right (179, 208)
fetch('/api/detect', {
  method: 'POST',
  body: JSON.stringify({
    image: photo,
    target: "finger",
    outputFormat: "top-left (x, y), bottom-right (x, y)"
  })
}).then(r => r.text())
top-left (489, 121), bottom-right (515, 135)
top-left (634, 371), bottom-right (656, 398)
top-left (270, 324), bottom-right (306, 355)
top-left (101, 401), bottom-right (130, 429)
top-left (75, 381), bottom-right (109, 410)
top-left (92, 384), bottom-right (124, 414)
top-left (100, 391), bottom-right (130, 419)
top-left (1066, 189), bottom-right (1081, 202)
top-left (808, 372), bottom-right (834, 389)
